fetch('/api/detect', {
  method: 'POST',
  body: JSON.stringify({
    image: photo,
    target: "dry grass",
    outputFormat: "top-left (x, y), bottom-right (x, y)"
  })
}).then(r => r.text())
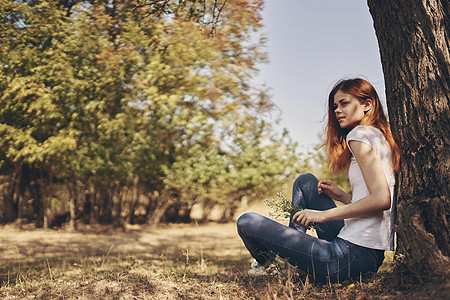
top-left (0, 202), bottom-right (448, 299)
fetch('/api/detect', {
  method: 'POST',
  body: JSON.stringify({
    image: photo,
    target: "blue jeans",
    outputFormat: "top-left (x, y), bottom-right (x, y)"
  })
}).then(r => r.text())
top-left (237, 173), bottom-right (385, 283)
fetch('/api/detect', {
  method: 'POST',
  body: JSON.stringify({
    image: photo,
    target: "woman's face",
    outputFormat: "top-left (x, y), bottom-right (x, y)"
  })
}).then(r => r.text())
top-left (333, 90), bottom-right (369, 129)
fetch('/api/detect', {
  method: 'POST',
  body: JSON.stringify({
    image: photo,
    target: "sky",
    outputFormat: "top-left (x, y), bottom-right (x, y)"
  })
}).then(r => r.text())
top-left (257, 0), bottom-right (386, 149)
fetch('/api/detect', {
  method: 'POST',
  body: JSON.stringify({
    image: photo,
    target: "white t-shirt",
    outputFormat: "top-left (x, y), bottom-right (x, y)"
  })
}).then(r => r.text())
top-left (337, 125), bottom-right (395, 250)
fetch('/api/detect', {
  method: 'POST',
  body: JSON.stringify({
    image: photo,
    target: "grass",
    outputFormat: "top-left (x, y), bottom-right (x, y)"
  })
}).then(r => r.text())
top-left (2, 246), bottom-right (432, 300)
top-left (1, 247), bottom-right (264, 299)
top-left (0, 216), bottom-right (448, 299)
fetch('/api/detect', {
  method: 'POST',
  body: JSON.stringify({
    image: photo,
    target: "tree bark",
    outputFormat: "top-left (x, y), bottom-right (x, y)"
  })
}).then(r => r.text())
top-left (42, 167), bottom-right (54, 229)
top-left (3, 162), bottom-right (22, 223)
top-left (368, 0), bottom-right (449, 277)
top-left (127, 175), bottom-right (139, 225)
top-left (148, 190), bottom-right (172, 227)
top-left (68, 181), bottom-right (77, 231)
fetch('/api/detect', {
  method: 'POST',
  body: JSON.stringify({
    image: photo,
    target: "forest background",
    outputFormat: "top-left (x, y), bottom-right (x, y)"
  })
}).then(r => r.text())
top-left (1, 0), bottom-right (350, 229)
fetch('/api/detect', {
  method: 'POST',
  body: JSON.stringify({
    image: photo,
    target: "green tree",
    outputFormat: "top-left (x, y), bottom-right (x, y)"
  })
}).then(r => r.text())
top-left (0, 0), bottom-right (306, 227)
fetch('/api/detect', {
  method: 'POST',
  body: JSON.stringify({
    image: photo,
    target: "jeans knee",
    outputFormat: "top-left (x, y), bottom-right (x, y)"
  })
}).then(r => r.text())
top-left (294, 173), bottom-right (318, 190)
top-left (292, 173), bottom-right (319, 207)
top-left (237, 212), bottom-right (262, 235)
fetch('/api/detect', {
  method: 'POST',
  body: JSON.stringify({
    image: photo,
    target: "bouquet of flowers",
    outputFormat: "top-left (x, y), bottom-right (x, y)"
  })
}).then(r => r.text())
top-left (264, 190), bottom-right (323, 232)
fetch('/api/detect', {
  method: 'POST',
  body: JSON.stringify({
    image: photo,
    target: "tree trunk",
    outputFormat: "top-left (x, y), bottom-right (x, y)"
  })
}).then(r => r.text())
top-left (127, 175), bottom-right (139, 225)
top-left (42, 167), bottom-right (54, 229)
top-left (368, 0), bottom-right (449, 277)
top-left (200, 198), bottom-right (215, 223)
top-left (68, 181), bottom-right (77, 231)
top-left (13, 164), bottom-right (23, 226)
top-left (3, 162), bottom-right (21, 223)
top-left (30, 178), bottom-right (43, 223)
top-left (148, 190), bottom-right (172, 227)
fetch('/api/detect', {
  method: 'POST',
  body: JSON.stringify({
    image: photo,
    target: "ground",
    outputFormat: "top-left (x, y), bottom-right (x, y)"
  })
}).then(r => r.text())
top-left (0, 203), bottom-right (448, 299)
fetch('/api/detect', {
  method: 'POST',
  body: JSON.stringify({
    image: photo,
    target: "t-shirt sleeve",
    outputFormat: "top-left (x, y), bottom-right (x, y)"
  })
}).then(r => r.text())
top-left (346, 126), bottom-right (378, 156)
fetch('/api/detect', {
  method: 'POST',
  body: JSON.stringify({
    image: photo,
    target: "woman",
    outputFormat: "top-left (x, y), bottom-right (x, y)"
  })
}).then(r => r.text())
top-left (237, 78), bottom-right (400, 283)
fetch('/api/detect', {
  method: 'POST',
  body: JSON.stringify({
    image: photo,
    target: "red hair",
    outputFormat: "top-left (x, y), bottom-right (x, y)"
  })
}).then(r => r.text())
top-left (325, 78), bottom-right (400, 173)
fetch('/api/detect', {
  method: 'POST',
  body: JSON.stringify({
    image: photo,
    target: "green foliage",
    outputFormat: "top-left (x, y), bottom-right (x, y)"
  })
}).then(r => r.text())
top-left (0, 0), bottom-right (307, 225)
top-left (265, 190), bottom-right (299, 220)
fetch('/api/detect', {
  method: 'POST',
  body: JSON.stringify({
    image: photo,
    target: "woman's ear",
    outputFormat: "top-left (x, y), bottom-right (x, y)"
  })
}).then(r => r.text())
top-left (363, 98), bottom-right (373, 112)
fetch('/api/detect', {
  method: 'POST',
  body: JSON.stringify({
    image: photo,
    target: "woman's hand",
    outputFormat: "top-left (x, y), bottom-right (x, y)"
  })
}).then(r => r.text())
top-left (312, 141), bottom-right (392, 223)
top-left (292, 209), bottom-right (327, 228)
top-left (317, 180), bottom-right (352, 204)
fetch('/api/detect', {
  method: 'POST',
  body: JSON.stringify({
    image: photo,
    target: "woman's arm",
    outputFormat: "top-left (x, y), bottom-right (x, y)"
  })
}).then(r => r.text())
top-left (292, 140), bottom-right (391, 227)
